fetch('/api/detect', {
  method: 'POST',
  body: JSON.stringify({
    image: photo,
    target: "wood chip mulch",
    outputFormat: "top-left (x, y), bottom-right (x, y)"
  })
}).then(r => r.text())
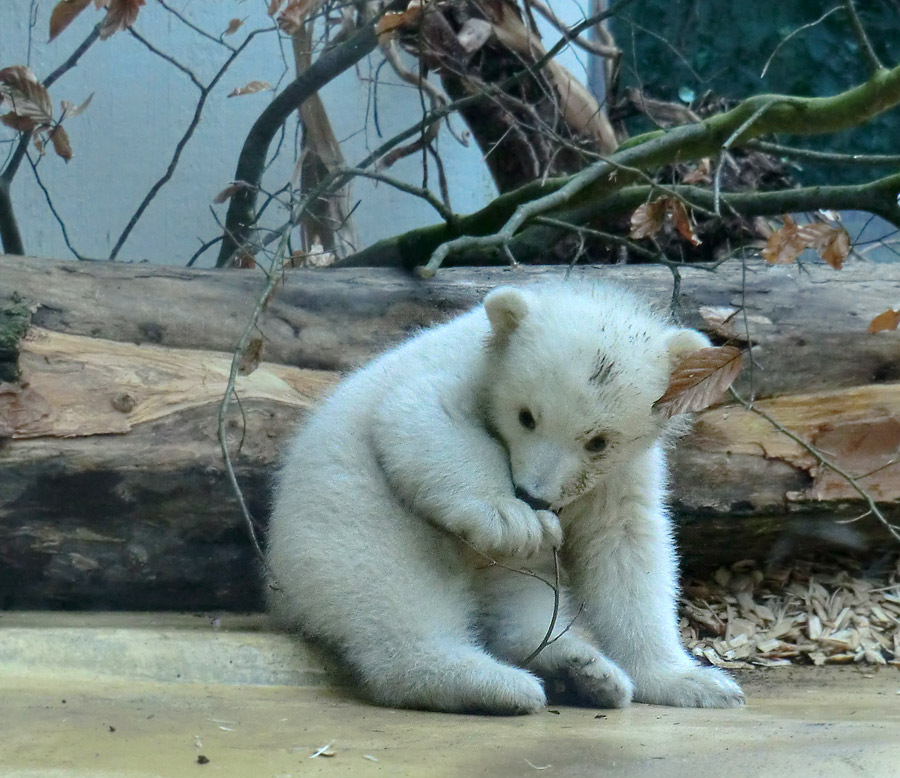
top-left (679, 555), bottom-right (900, 669)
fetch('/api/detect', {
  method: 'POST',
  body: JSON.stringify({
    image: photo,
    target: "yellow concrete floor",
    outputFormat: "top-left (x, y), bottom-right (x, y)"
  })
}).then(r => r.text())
top-left (1, 614), bottom-right (898, 778)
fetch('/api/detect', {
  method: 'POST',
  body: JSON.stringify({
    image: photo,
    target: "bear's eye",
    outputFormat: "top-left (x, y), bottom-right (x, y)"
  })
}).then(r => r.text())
top-left (585, 434), bottom-right (607, 453)
top-left (518, 408), bottom-right (536, 430)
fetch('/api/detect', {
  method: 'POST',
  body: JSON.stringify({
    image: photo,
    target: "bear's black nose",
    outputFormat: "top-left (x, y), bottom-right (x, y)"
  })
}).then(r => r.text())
top-left (514, 487), bottom-right (552, 512)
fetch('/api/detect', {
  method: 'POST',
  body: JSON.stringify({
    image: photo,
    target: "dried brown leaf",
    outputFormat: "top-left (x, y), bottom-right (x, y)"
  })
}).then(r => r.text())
top-left (238, 336), bottom-right (264, 376)
top-left (762, 215), bottom-right (807, 265)
top-left (99, 0), bottom-right (145, 40)
top-left (762, 216), bottom-right (850, 268)
top-left (1, 112), bottom-right (39, 133)
top-left (223, 18), bottom-right (244, 36)
top-left (277, 0), bottom-right (312, 35)
top-left (654, 346), bottom-right (743, 417)
top-left (233, 249), bottom-right (256, 269)
top-left (49, 124), bottom-right (73, 162)
top-left (286, 250), bottom-right (306, 268)
top-left (668, 198), bottom-right (701, 246)
top-left (267, 0), bottom-right (285, 16)
top-left (868, 308), bottom-right (900, 334)
top-left (227, 80), bottom-right (273, 98)
top-left (213, 180), bottom-right (255, 204)
top-left (629, 197), bottom-right (700, 245)
top-left (60, 92), bottom-right (93, 119)
top-left (0, 66), bottom-right (53, 125)
top-left (49, 0), bottom-right (92, 41)
top-left (800, 222), bottom-right (850, 270)
top-left (629, 198), bottom-right (667, 240)
top-left (682, 158), bottom-right (712, 184)
top-left (375, 5), bottom-right (423, 36)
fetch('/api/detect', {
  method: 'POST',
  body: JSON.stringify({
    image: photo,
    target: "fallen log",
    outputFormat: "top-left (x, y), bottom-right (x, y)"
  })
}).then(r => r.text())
top-left (1, 255), bottom-right (898, 609)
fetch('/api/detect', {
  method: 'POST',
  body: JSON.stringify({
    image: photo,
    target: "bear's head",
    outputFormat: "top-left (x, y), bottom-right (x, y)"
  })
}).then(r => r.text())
top-left (481, 283), bottom-right (708, 510)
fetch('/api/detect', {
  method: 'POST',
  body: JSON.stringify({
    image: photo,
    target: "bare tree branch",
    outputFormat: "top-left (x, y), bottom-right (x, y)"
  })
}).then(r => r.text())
top-left (0, 24), bottom-right (101, 256)
top-left (525, 0), bottom-right (620, 59)
top-left (216, 18), bottom-right (383, 266)
top-left (108, 26), bottom-right (273, 260)
top-left (156, 0), bottom-right (238, 53)
top-left (217, 0), bottom-right (639, 266)
top-left (338, 166), bottom-right (458, 226)
top-left (25, 150), bottom-right (86, 260)
top-left (291, 9), bottom-right (359, 260)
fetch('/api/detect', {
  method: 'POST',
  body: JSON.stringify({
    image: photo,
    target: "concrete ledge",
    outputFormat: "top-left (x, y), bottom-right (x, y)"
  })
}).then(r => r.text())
top-left (0, 612), bottom-right (342, 687)
top-left (2, 613), bottom-right (900, 778)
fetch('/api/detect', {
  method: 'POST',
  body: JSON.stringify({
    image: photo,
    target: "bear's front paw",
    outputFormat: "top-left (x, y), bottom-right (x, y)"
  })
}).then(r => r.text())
top-left (635, 666), bottom-right (744, 708)
top-left (471, 498), bottom-right (561, 557)
top-left (559, 652), bottom-right (633, 709)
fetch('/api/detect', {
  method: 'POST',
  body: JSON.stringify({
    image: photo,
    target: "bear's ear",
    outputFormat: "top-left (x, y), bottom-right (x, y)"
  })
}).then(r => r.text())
top-left (484, 287), bottom-right (530, 338)
top-left (665, 328), bottom-right (710, 369)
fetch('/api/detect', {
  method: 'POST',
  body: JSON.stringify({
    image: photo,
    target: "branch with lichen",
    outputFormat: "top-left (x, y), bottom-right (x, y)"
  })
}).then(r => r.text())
top-left (335, 168), bottom-right (900, 270)
top-left (413, 60), bottom-right (900, 274)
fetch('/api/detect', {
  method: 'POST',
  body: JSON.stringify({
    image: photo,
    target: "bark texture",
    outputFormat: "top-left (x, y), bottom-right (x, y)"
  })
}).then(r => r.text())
top-left (1, 255), bottom-right (898, 609)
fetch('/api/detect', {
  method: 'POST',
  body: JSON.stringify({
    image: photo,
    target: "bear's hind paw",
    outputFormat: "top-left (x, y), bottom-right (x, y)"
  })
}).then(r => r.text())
top-left (635, 666), bottom-right (745, 708)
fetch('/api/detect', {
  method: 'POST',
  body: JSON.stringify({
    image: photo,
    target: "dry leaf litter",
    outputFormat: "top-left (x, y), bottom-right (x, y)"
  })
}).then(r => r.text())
top-left (679, 555), bottom-right (900, 669)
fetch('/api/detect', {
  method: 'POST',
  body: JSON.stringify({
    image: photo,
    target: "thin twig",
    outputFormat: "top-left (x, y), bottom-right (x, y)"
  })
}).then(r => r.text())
top-left (713, 97), bottom-right (786, 216)
top-left (534, 215), bottom-right (655, 258)
top-left (622, 18), bottom-right (707, 84)
top-left (217, 229), bottom-right (291, 564)
top-left (739, 250), bottom-right (756, 397)
top-left (842, 0), bottom-right (883, 74)
top-left (525, 0), bottom-right (620, 59)
top-left (428, 144), bottom-right (452, 211)
top-left (749, 140), bottom-right (900, 166)
top-left (854, 455), bottom-right (900, 481)
top-left (599, 155), bottom-right (717, 218)
top-left (109, 27), bottom-right (271, 259)
top-left (339, 166), bottom-right (457, 226)
top-left (27, 0), bottom-right (38, 67)
top-left (521, 548), bottom-right (562, 666)
top-left (128, 28), bottom-right (204, 88)
top-left (456, 534), bottom-right (566, 664)
top-left (541, 213), bottom-right (736, 276)
top-left (186, 235), bottom-right (224, 267)
top-left (760, 6), bottom-right (841, 79)
top-left (25, 151), bottom-right (87, 260)
top-left (156, 0), bottom-right (237, 52)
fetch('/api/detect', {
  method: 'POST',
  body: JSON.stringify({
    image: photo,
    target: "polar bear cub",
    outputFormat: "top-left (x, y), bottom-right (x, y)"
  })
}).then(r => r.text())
top-left (267, 281), bottom-right (744, 714)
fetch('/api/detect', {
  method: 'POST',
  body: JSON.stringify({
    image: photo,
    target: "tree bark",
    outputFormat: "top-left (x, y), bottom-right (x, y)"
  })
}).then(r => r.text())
top-left (1, 255), bottom-right (898, 609)
top-left (0, 179), bottom-right (25, 256)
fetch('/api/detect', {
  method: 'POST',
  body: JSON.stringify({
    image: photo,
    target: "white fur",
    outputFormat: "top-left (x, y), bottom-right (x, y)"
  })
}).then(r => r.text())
top-left (266, 281), bottom-right (744, 714)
